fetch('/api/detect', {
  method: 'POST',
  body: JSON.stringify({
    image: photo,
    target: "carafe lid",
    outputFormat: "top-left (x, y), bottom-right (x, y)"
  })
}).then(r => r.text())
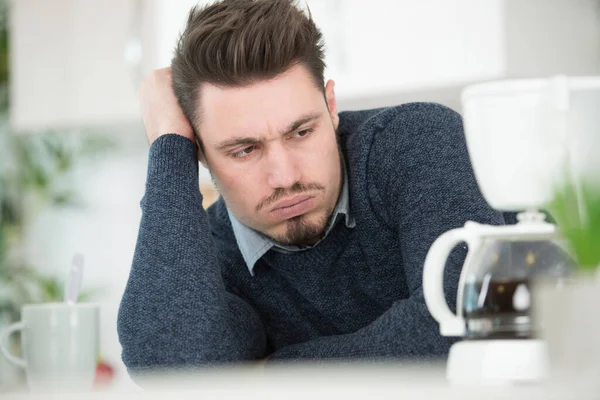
top-left (464, 211), bottom-right (556, 240)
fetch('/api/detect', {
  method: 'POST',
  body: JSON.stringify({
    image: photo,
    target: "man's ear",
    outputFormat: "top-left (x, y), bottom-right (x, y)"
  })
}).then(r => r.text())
top-left (198, 149), bottom-right (208, 169)
top-left (325, 79), bottom-right (339, 130)
top-left (195, 135), bottom-right (208, 169)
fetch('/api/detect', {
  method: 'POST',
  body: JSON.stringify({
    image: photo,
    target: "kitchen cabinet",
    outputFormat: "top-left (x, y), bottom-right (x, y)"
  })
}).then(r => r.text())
top-left (10, 0), bottom-right (159, 131)
top-left (10, 0), bottom-right (599, 130)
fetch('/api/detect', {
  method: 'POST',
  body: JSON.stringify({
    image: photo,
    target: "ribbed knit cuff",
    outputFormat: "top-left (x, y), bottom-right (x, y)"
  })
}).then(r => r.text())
top-left (146, 134), bottom-right (200, 197)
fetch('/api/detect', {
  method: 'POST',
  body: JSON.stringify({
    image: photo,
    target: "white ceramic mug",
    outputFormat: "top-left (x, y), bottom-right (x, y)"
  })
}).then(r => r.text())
top-left (0, 303), bottom-right (99, 392)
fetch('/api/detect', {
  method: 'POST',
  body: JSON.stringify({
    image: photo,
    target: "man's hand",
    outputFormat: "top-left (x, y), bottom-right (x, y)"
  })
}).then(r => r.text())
top-left (140, 67), bottom-right (195, 145)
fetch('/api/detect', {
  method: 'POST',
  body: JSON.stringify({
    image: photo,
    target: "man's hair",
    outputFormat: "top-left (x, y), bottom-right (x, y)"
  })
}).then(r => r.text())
top-left (171, 0), bottom-right (326, 137)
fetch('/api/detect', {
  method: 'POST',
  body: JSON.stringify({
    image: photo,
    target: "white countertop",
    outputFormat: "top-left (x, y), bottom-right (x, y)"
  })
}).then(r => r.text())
top-left (3, 363), bottom-right (599, 400)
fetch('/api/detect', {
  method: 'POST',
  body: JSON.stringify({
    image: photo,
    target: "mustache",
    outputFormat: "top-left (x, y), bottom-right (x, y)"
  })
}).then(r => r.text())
top-left (256, 182), bottom-right (325, 213)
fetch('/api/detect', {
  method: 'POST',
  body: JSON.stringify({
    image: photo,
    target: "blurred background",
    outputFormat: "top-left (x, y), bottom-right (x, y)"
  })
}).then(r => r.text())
top-left (0, 0), bottom-right (599, 392)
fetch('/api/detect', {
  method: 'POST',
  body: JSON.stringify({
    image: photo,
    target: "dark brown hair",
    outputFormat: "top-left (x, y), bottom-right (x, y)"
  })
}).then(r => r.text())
top-left (171, 0), bottom-right (326, 140)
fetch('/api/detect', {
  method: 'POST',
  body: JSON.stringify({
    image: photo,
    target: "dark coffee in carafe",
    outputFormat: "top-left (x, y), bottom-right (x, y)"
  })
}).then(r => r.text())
top-left (463, 278), bottom-right (533, 339)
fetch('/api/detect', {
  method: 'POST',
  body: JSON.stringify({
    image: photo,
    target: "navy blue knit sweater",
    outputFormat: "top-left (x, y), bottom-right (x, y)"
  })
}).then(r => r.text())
top-left (117, 103), bottom-right (505, 371)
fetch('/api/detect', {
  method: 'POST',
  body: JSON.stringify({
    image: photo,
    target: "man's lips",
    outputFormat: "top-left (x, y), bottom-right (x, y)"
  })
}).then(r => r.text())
top-left (269, 194), bottom-right (316, 219)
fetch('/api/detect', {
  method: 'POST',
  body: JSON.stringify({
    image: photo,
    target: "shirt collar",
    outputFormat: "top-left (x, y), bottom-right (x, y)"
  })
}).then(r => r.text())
top-left (227, 162), bottom-right (355, 276)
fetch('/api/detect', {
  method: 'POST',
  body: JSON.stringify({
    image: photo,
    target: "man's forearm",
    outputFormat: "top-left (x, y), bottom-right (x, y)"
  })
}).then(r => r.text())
top-left (268, 295), bottom-right (456, 361)
top-left (117, 135), bottom-right (266, 372)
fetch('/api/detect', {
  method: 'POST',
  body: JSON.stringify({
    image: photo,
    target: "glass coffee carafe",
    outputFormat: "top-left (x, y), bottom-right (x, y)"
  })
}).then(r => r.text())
top-left (423, 211), bottom-right (573, 340)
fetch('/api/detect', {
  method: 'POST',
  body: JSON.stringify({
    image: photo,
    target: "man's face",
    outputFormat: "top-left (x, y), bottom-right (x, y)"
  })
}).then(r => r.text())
top-left (197, 64), bottom-right (342, 246)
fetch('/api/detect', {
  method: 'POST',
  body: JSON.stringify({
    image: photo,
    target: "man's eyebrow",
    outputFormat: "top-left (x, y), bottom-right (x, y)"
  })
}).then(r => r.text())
top-left (280, 112), bottom-right (322, 135)
top-left (214, 112), bottom-right (323, 152)
top-left (215, 137), bottom-right (261, 152)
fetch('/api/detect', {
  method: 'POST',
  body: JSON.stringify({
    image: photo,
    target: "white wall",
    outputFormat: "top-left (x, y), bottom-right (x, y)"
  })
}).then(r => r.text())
top-left (505, 0), bottom-right (600, 77)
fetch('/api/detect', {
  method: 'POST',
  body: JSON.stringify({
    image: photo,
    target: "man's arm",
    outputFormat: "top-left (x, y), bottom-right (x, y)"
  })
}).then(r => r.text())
top-left (117, 69), bottom-right (266, 373)
top-left (269, 103), bottom-right (504, 360)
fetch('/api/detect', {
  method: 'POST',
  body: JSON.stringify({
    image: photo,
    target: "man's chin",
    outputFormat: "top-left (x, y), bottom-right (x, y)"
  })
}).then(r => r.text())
top-left (269, 213), bottom-right (328, 246)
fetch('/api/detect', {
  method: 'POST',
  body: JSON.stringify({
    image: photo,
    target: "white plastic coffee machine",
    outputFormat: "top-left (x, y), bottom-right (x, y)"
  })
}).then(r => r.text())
top-left (423, 76), bottom-right (600, 385)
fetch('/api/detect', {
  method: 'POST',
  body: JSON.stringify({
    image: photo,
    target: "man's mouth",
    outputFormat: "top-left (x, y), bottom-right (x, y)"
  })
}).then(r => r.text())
top-left (269, 194), bottom-right (316, 219)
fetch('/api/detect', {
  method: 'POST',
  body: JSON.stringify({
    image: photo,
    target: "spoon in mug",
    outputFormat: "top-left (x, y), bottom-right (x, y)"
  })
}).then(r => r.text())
top-left (64, 253), bottom-right (84, 305)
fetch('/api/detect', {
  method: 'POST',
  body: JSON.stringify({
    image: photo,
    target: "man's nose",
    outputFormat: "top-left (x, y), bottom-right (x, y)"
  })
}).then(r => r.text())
top-left (266, 146), bottom-right (301, 189)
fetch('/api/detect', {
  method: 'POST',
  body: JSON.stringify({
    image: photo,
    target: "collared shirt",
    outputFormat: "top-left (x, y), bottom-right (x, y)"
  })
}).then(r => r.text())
top-left (227, 163), bottom-right (356, 275)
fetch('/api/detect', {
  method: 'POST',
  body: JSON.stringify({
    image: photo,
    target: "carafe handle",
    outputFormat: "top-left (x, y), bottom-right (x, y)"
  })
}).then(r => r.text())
top-left (423, 227), bottom-right (480, 336)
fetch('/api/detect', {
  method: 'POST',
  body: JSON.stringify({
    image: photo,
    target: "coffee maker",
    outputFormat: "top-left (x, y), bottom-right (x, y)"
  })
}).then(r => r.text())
top-left (423, 75), bottom-right (600, 384)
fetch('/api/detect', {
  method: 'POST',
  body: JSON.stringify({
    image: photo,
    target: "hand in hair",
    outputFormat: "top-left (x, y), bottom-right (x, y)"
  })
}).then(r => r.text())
top-left (140, 67), bottom-right (195, 145)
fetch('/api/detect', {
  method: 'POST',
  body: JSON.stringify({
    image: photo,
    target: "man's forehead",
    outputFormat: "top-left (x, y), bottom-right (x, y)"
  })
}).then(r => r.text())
top-left (196, 73), bottom-right (325, 143)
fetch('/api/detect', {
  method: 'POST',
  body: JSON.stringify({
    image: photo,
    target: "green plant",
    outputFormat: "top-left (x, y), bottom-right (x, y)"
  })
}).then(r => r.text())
top-left (0, 130), bottom-right (112, 323)
top-left (547, 181), bottom-right (600, 272)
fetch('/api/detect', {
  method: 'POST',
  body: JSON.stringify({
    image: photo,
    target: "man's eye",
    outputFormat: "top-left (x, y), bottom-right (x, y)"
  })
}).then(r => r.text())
top-left (232, 146), bottom-right (256, 158)
top-left (291, 128), bottom-right (313, 139)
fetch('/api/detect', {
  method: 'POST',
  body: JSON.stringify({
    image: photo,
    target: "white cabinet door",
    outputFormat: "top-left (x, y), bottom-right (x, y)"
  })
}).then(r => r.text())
top-left (308, 0), bottom-right (505, 100)
top-left (10, 0), bottom-right (159, 131)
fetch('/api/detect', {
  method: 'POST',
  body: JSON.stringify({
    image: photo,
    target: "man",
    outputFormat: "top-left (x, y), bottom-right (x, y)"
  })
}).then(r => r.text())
top-left (117, 0), bottom-right (505, 372)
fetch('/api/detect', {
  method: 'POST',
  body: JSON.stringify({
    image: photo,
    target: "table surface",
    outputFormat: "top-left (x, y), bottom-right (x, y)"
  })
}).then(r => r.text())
top-left (3, 363), bottom-right (599, 400)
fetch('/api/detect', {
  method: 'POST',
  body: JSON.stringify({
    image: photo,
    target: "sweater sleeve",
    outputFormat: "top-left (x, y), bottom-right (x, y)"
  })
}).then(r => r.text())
top-left (117, 134), bottom-right (266, 374)
top-left (269, 103), bottom-right (505, 361)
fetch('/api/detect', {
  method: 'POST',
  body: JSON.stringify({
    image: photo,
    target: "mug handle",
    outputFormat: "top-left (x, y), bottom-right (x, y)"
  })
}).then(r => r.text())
top-left (423, 227), bottom-right (480, 337)
top-left (0, 322), bottom-right (27, 368)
